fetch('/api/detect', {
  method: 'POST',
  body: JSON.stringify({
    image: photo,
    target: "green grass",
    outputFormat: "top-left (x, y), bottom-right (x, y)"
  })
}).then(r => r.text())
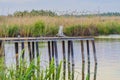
top-left (0, 56), bottom-right (62, 80)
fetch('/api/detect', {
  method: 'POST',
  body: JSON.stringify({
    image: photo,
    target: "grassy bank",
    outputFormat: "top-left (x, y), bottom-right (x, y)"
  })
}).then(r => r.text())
top-left (0, 16), bottom-right (120, 37)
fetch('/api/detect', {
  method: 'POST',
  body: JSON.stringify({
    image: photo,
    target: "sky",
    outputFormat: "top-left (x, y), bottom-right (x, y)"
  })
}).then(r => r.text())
top-left (0, 0), bottom-right (120, 15)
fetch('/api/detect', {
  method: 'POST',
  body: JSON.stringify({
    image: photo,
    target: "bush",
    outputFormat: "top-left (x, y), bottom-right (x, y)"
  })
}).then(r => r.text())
top-left (7, 25), bottom-right (19, 37)
top-left (45, 26), bottom-right (59, 36)
top-left (32, 21), bottom-right (45, 37)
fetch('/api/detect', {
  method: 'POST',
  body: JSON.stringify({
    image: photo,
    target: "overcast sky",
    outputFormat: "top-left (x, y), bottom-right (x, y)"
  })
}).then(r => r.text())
top-left (0, 0), bottom-right (120, 15)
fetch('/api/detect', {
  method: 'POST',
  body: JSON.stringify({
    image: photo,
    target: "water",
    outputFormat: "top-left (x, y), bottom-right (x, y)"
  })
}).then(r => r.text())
top-left (4, 39), bottom-right (120, 80)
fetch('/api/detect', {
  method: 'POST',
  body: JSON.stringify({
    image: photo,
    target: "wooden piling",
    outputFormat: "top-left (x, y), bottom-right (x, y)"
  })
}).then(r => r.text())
top-left (0, 40), bottom-right (3, 57)
top-left (15, 42), bottom-right (19, 68)
top-left (48, 41), bottom-right (52, 65)
top-left (54, 41), bottom-right (58, 67)
top-left (51, 41), bottom-right (55, 80)
top-left (21, 42), bottom-right (24, 59)
top-left (68, 41), bottom-right (71, 80)
top-left (81, 40), bottom-right (85, 80)
top-left (32, 42), bottom-right (35, 59)
top-left (91, 40), bottom-right (97, 64)
top-left (70, 41), bottom-right (74, 80)
top-left (54, 41), bottom-right (59, 80)
top-left (28, 42), bottom-right (32, 62)
top-left (51, 41), bottom-right (55, 60)
top-left (36, 42), bottom-right (39, 58)
top-left (36, 42), bottom-right (40, 77)
top-left (62, 41), bottom-right (66, 80)
top-left (86, 40), bottom-right (90, 80)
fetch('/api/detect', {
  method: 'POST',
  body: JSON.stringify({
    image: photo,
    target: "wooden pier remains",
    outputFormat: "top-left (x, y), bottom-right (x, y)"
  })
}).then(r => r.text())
top-left (0, 37), bottom-right (97, 80)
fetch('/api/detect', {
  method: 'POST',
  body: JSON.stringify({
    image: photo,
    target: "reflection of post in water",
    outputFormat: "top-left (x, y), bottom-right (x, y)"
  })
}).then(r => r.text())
top-left (86, 40), bottom-right (90, 80)
top-left (81, 40), bottom-right (85, 80)
top-left (68, 40), bottom-right (74, 80)
top-left (93, 64), bottom-right (97, 80)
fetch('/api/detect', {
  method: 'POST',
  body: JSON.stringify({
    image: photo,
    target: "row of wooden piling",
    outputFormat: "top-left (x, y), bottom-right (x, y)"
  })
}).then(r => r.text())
top-left (47, 40), bottom-right (97, 80)
top-left (1, 38), bottom-right (97, 80)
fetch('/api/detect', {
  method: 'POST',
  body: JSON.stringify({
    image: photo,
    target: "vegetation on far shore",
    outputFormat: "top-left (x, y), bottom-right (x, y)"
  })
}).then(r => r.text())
top-left (0, 10), bottom-right (120, 37)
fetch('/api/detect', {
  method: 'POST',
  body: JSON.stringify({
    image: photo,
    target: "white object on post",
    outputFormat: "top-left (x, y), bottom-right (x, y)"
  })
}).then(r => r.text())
top-left (57, 25), bottom-right (65, 37)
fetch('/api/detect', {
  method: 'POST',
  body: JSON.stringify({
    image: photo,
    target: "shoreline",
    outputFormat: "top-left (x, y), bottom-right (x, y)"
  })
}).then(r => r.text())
top-left (95, 34), bottom-right (120, 39)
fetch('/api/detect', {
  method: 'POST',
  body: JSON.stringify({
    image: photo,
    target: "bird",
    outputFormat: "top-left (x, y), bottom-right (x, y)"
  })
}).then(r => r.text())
top-left (56, 25), bottom-right (66, 37)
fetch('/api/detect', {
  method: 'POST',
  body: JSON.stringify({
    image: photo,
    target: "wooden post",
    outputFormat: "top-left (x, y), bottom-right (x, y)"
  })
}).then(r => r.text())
top-left (91, 40), bottom-right (97, 80)
top-left (86, 40), bottom-right (90, 80)
top-left (36, 41), bottom-right (40, 77)
top-left (54, 41), bottom-right (59, 80)
top-left (0, 40), bottom-right (3, 57)
top-left (21, 42), bottom-right (24, 59)
top-left (70, 41), bottom-right (74, 80)
top-left (15, 42), bottom-right (19, 69)
top-left (48, 41), bottom-right (52, 65)
top-left (32, 42), bottom-right (35, 59)
top-left (81, 40), bottom-right (85, 80)
top-left (62, 41), bottom-right (66, 80)
top-left (51, 41), bottom-right (55, 80)
top-left (54, 41), bottom-right (58, 67)
top-left (68, 41), bottom-right (71, 80)
top-left (28, 42), bottom-right (32, 62)
top-left (48, 41), bottom-right (52, 80)
top-left (36, 42), bottom-right (39, 58)
top-left (91, 40), bottom-right (97, 64)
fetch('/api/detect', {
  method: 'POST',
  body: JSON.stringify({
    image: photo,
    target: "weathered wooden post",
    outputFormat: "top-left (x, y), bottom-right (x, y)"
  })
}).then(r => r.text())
top-left (21, 42), bottom-right (24, 59)
top-left (81, 40), bottom-right (85, 80)
top-left (68, 40), bottom-right (75, 80)
top-left (70, 41), bottom-right (74, 80)
top-left (28, 42), bottom-right (32, 62)
top-left (62, 41), bottom-right (66, 80)
top-left (86, 40), bottom-right (90, 80)
top-left (32, 42), bottom-right (35, 59)
top-left (48, 41), bottom-right (52, 65)
top-left (15, 42), bottom-right (19, 69)
top-left (68, 40), bottom-right (71, 80)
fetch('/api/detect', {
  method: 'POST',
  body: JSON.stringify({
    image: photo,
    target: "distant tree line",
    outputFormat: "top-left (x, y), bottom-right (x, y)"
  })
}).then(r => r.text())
top-left (99, 12), bottom-right (120, 16)
top-left (13, 9), bottom-right (57, 17)
top-left (12, 10), bottom-right (120, 17)
top-left (61, 12), bottom-right (120, 17)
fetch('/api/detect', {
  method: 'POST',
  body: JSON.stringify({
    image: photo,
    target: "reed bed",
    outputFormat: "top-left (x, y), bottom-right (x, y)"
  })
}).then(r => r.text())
top-left (0, 16), bottom-right (120, 37)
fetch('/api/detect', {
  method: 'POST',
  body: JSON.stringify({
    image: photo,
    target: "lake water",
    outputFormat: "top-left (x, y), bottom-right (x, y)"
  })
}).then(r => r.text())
top-left (4, 39), bottom-right (120, 80)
